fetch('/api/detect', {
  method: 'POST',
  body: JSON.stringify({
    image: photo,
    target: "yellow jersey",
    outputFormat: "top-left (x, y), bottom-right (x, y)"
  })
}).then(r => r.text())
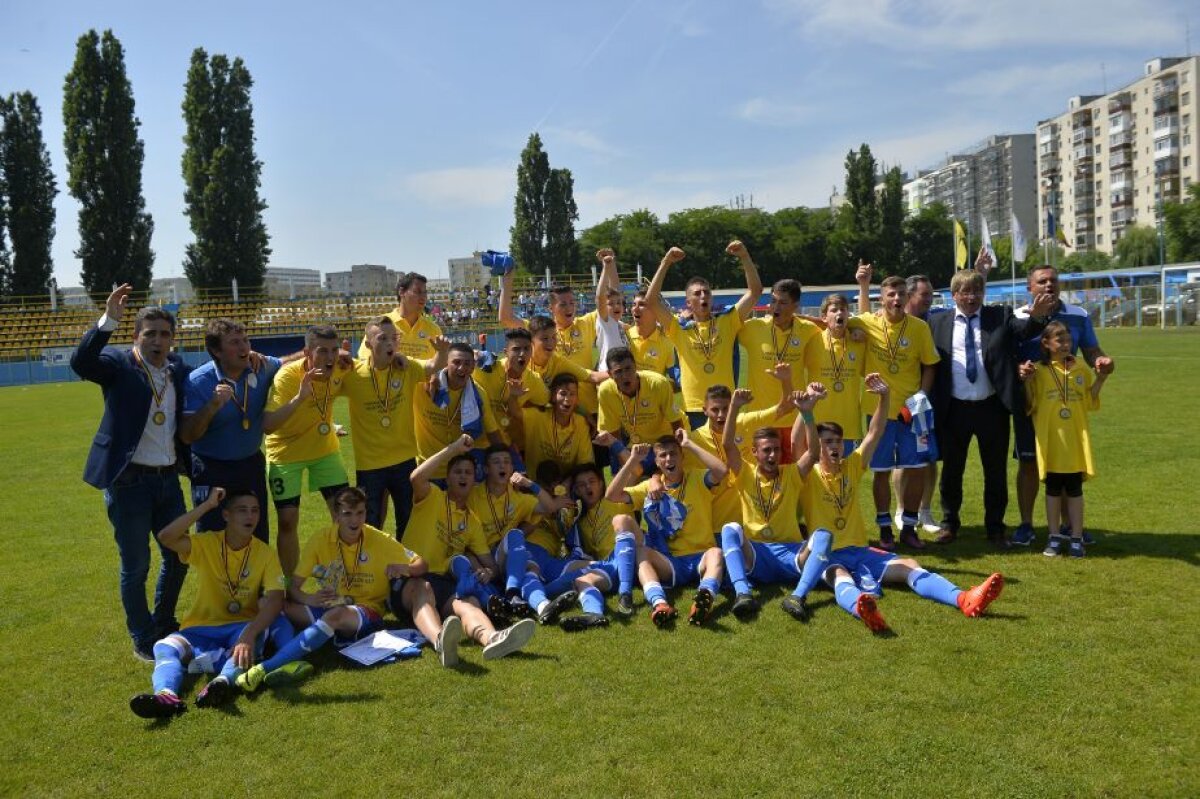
top-left (473, 358), bottom-right (551, 446)
top-left (339, 357), bottom-right (426, 470)
top-left (1027, 360), bottom-right (1098, 479)
top-left (738, 316), bottom-right (820, 411)
top-left (467, 484), bottom-right (541, 549)
top-left (521, 407), bottom-right (595, 481)
top-left (412, 378), bottom-right (498, 477)
top-left (802, 451), bottom-right (867, 549)
top-left (264, 359), bottom-right (344, 464)
top-left (686, 408), bottom-right (782, 526)
top-left (734, 464), bottom-right (806, 544)
top-left (626, 324), bottom-right (676, 376)
top-left (557, 311), bottom-right (600, 414)
top-left (597, 370), bottom-right (682, 444)
top-left (179, 531), bottom-right (286, 630)
top-left (626, 469), bottom-right (718, 556)
top-left (572, 497), bottom-right (634, 559)
top-left (356, 311), bottom-right (442, 362)
top-left (663, 310), bottom-right (745, 412)
top-left (803, 330), bottom-right (867, 440)
top-left (851, 312), bottom-right (938, 414)
top-left (296, 523), bottom-right (419, 614)
top-left (400, 484), bottom-right (489, 575)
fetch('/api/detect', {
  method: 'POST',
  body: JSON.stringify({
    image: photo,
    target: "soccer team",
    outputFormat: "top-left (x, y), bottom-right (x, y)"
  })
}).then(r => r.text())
top-left (72, 242), bottom-right (1113, 720)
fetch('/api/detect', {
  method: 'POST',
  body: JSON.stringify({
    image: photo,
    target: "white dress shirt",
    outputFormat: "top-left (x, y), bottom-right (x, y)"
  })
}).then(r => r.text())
top-left (950, 312), bottom-right (994, 401)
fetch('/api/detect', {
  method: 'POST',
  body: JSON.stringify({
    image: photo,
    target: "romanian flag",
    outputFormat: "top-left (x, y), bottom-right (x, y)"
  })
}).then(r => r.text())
top-left (954, 219), bottom-right (968, 269)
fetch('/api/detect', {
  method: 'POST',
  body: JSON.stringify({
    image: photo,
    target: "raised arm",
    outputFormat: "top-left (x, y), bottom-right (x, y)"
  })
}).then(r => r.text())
top-left (722, 388), bottom-right (753, 475)
top-left (727, 241), bottom-right (763, 321)
top-left (424, 335), bottom-right (451, 377)
top-left (157, 486), bottom-right (227, 558)
top-left (856, 373), bottom-right (890, 464)
top-left (411, 434), bottom-right (474, 502)
top-left (677, 427), bottom-right (727, 485)
top-left (262, 367), bottom-right (317, 433)
top-left (791, 383), bottom-right (827, 477)
top-left (70, 283), bottom-right (132, 383)
top-left (855, 260), bottom-right (873, 315)
top-left (498, 270), bottom-right (523, 330)
top-left (595, 248), bottom-right (618, 322)
top-left (769, 362), bottom-right (796, 420)
top-left (180, 380), bottom-right (235, 444)
top-left (645, 247), bottom-right (685, 326)
top-left (606, 442), bottom-right (651, 504)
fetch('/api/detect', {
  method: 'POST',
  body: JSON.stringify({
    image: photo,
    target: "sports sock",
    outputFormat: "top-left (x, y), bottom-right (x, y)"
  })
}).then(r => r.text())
top-left (875, 512), bottom-right (892, 531)
top-left (644, 581), bottom-right (667, 608)
top-left (151, 640), bottom-right (185, 695)
top-left (720, 524), bottom-right (751, 595)
top-left (699, 576), bottom-right (721, 596)
top-left (450, 555), bottom-right (498, 604)
top-left (907, 568), bottom-right (961, 607)
top-left (833, 573), bottom-right (863, 617)
top-left (503, 530), bottom-right (528, 594)
top-left (614, 532), bottom-right (636, 595)
top-left (579, 586), bottom-right (605, 615)
top-left (259, 619), bottom-right (334, 672)
top-left (792, 529), bottom-right (832, 599)
top-left (522, 570), bottom-right (548, 611)
top-left (543, 567), bottom-right (588, 597)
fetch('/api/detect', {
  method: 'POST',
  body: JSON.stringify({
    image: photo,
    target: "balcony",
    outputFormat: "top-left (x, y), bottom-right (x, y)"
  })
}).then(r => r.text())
top-left (1155, 156), bottom-right (1180, 176)
top-left (1108, 149), bottom-right (1132, 169)
top-left (1075, 198), bottom-right (1096, 214)
top-left (1153, 117), bottom-right (1180, 138)
top-left (1154, 77), bottom-right (1179, 97)
top-left (1108, 129), bottom-right (1133, 148)
top-left (1107, 93), bottom-right (1131, 114)
top-left (1110, 191), bottom-right (1132, 208)
top-left (1040, 155), bottom-right (1061, 174)
top-left (1155, 137), bottom-right (1180, 159)
top-left (1074, 177), bottom-right (1095, 195)
top-left (1111, 207), bottom-right (1135, 227)
top-left (1155, 92), bottom-right (1179, 115)
top-left (1039, 124), bottom-right (1058, 143)
top-left (1110, 170), bottom-right (1132, 191)
top-left (1076, 216), bottom-right (1094, 231)
top-left (1074, 144), bottom-right (1095, 162)
top-left (1072, 126), bottom-right (1094, 144)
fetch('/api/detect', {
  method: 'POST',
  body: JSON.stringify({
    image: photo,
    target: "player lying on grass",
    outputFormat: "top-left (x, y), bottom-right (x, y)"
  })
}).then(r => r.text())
top-left (129, 488), bottom-right (294, 718)
top-left (606, 430), bottom-right (728, 627)
top-left (798, 380), bottom-right (1005, 633)
top-left (236, 486), bottom-right (432, 689)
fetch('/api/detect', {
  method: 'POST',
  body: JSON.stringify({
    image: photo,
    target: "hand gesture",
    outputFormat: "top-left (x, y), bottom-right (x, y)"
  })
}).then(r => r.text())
top-left (506, 378), bottom-right (528, 400)
top-left (726, 240), bottom-right (748, 259)
top-left (731, 388), bottom-right (753, 409)
top-left (510, 472), bottom-right (533, 490)
top-left (105, 283), bottom-right (133, 323)
top-left (769, 362), bottom-right (792, 382)
top-left (1017, 360), bottom-right (1036, 382)
top-left (628, 442), bottom-right (651, 463)
top-left (205, 486), bottom-right (226, 510)
top-left (384, 563), bottom-right (409, 579)
top-left (592, 430), bottom-right (617, 447)
top-left (316, 586), bottom-right (340, 606)
top-left (336, 339), bottom-right (354, 370)
top-left (596, 248), bottom-right (616, 265)
top-left (663, 247), bottom-right (686, 266)
top-left (451, 433), bottom-right (474, 454)
top-left (674, 427), bottom-right (690, 448)
top-left (296, 368), bottom-right (318, 401)
top-left (231, 637), bottom-right (255, 670)
top-left (974, 246), bottom-right (993, 275)
top-left (863, 373), bottom-right (889, 395)
top-left (248, 351), bottom-right (266, 373)
top-left (855, 260), bottom-right (873, 286)
top-left (806, 381), bottom-right (828, 401)
top-left (1030, 290), bottom-right (1056, 318)
top-left (1094, 355), bottom-right (1115, 376)
top-left (646, 473), bottom-right (665, 501)
top-left (211, 381), bottom-right (235, 409)
top-left (432, 335), bottom-right (452, 354)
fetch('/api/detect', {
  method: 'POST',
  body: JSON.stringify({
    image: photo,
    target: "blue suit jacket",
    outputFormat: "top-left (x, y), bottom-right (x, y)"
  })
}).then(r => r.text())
top-left (71, 324), bottom-right (192, 490)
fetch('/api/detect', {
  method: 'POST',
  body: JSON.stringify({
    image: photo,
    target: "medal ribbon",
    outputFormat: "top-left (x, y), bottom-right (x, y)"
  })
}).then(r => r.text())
top-left (550, 412), bottom-right (574, 459)
top-left (337, 533), bottom-right (364, 593)
top-left (690, 318), bottom-right (718, 364)
top-left (312, 378), bottom-right (332, 424)
top-left (620, 383), bottom-right (642, 442)
top-left (754, 466), bottom-right (781, 523)
top-left (818, 466), bottom-right (851, 516)
top-left (367, 358), bottom-right (396, 414)
top-left (485, 486), bottom-right (511, 540)
top-left (881, 316), bottom-right (909, 370)
top-left (220, 535), bottom-right (252, 606)
top-left (1047, 361), bottom-right (1072, 411)
top-left (134, 350), bottom-right (168, 411)
top-left (826, 332), bottom-right (849, 382)
top-left (771, 323), bottom-right (792, 362)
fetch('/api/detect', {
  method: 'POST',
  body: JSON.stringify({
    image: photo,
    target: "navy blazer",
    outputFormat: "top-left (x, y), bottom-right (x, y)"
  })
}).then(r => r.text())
top-left (929, 305), bottom-right (1045, 419)
top-left (71, 324), bottom-right (192, 490)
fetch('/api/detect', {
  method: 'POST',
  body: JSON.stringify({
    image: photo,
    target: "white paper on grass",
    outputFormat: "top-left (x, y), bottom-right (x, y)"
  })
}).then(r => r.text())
top-left (338, 630), bottom-right (420, 666)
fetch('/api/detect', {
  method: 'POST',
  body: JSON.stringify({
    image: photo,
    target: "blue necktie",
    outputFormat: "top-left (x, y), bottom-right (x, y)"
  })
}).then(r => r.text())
top-left (964, 315), bottom-right (978, 384)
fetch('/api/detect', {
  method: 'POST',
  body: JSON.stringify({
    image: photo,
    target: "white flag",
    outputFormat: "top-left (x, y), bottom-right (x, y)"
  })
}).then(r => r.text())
top-left (1010, 212), bottom-right (1027, 263)
top-left (980, 216), bottom-right (997, 273)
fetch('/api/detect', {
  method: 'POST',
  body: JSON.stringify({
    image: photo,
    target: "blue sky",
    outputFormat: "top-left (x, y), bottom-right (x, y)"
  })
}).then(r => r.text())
top-left (2, 0), bottom-right (1194, 287)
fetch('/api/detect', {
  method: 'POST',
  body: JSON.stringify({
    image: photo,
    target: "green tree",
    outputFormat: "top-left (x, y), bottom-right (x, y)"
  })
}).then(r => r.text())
top-left (1061, 249), bottom-right (1113, 273)
top-left (877, 166), bottom-right (904, 271)
top-left (182, 49), bottom-right (270, 291)
top-left (1163, 183), bottom-right (1200, 263)
top-left (899, 203), bottom-right (954, 285)
top-left (612, 210), bottom-right (664, 280)
top-left (543, 167), bottom-right (579, 274)
top-left (841, 143), bottom-right (880, 262)
top-left (1113, 225), bottom-right (1160, 267)
top-left (510, 133), bottom-right (550, 276)
top-left (62, 29), bottom-right (154, 297)
top-left (0, 92), bottom-right (57, 300)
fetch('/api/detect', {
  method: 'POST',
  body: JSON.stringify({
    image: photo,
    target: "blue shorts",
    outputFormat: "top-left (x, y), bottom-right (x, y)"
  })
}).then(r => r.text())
top-left (304, 604), bottom-right (384, 646)
top-left (748, 541), bottom-right (804, 584)
top-left (867, 418), bottom-right (939, 471)
top-left (527, 543), bottom-right (576, 582)
top-left (579, 556), bottom-right (620, 590)
top-left (665, 551), bottom-right (706, 588)
top-left (825, 546), bottom-right (897, 596)
top-left (169, 616), bottom-right (288, 673)
top-left (842, 439), bottom-right (860, 457)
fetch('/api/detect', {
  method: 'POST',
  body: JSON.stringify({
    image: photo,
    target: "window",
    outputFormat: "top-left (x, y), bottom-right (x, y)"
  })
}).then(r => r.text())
top-left (1185, 156), bottom-right (1192, 167)
top-left (1098, 234), bottom-right (1104, 244)
top-left (1184, 92), bottom-right (1191, 106)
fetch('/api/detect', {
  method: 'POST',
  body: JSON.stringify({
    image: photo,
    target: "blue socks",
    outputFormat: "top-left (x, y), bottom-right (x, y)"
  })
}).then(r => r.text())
top-left (579, 586), bottom-right (605, 615)
top-left (792, 529), bottom-right (832, 599)
top-left (833, 575), bottom-right (863, 617)
top-left (504, 530), bottom-right (528, 594)
top-left (614, 532), bottom-right (636, 595)
top-left (644, 581), bottom-right (667, 607)
top-left (699, 576), bottom-right (721, 596)
top-left (451, 555), bottom-right (499, 604)
top-left (260, 619), bottom-right (334, 672)
top-left (151, 640), bottom-right (185, 695)
top-left (907, 568), bottom-right (961, 607)
top-left (522, 570), bottom-right (548, 611)
top-left (875, 512), bottom-right (892, 531)
top-left (721, 523), bottom-right (751, 595)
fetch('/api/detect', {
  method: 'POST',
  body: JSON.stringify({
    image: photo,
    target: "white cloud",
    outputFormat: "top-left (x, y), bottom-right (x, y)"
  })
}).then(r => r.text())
top-left (736, 97), bottom-right (811, 126)
top-left (543, 126), bottom-right (623, 158)
top-left (764, 0), bottom-right (1184, 51)
top-left (402, 166), bottom-right (513, 209)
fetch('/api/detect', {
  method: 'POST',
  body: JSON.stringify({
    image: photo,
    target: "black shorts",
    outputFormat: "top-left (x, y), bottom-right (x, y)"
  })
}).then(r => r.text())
top-left (1044, 471), bottom-right (1084, 497)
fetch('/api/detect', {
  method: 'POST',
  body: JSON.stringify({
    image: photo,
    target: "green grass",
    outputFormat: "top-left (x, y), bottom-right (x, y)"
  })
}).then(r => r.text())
top-left (2, 328), bottom-right (1198, 797)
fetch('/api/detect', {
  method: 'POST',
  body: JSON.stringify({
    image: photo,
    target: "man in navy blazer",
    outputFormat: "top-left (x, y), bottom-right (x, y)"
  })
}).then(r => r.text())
top-left (929, 270), bottom-right (1052, 546)
top-left (72, 284), bottom-right (193, 661)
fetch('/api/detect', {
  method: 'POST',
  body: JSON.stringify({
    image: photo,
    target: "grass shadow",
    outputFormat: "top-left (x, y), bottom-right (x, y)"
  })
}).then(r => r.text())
top-left (914, 528), bottom-right (1200, 566)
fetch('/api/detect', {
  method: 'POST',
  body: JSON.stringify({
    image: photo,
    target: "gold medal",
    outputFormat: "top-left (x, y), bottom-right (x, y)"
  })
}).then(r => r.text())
top-left (152, 410), bottom-right (166, 425)
top-left (1059, 407), bottom-right (1072, 420)
top-left (390, 378), bottom-right (402, 389)
top-left (380, 415), bottom-right (392, 428)
top-left (888, 362), bottom-right (900, 374)
top-left (761, 525), bottom-right (774, 539)
top-left (835, 517), bottom-right (846, 530)
top-left (241, 418), bottom-right (250, 430)
top-left (703, 362), bottom-right (716, 374)
top-left (833, 380), bottom-right (845, 393)
top-left (630, 434), bottom-right (641, 445)
top-left (318, 422), bottom-right (331, 436)
top-left (499, 416), bottom-right (510, 428)
top-left (226, 600), bottom-right (242, 614)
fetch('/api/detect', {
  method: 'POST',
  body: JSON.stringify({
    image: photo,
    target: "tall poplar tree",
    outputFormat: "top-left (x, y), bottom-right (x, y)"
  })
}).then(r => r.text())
top-left (543, 167), bottom-right (579, 274)
top-left (0, 92), bottom-right (58, 299)
top-left (62, 29), bottom-right (154, 297)
top-left (181, 49), bottom-right (270, 291)
top-left (510, 133), bottom-right (550, 276)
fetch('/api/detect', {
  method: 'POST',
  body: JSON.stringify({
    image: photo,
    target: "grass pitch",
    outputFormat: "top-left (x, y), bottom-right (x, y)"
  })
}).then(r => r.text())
top-left (1, 328), bottom-right (1197, 797)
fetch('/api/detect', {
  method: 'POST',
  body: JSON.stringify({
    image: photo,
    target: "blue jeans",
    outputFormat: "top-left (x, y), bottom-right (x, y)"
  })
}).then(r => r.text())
top-left (357, 458), bottom-right (416, 537)
top-left (103, 467), bottom-right (189, 646)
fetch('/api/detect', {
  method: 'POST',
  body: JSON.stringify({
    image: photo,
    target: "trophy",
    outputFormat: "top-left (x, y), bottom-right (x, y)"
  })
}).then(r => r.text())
top-left (312, 562), bottom-right (352, 607)
top-left (482, 250), bottom-right (516, 277)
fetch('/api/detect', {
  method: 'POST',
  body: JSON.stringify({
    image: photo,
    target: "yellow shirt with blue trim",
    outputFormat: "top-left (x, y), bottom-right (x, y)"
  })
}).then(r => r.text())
top-left (473, 358), bottom-right (550, 446)
top-left (340, 357), bottom-right (426, 470)
top-left (400, 484), bottom-right (489, 575)
top-left (1027, 360), bottom-right (1098, 479)
top-left (296, 523), bottom-right (419, 615)
top-left (804, 330), bottom-right (867, 440)
top-left (663, 310), bottom-right (745, 412)
top-left (521, 407), bottom-right (595, 481)
top-left (467, 484), bottom-right (541, 549)
top-left (851, 312), bottom-right (939, 414)
top-left (571, 497), bottom-right (634, 559)
top-left (686, 409), bottom-right (782, 526)
top-left (412, 378), bottom-right (498, 477)
top-left (626, 469), bottom-right (718, 556)
top-left (735, 464), bottom-right (806, 544)
top-left (180, 531), bottom-right (286, 630)
top-left (626, 324), bottom-right (676, 376)
top-left (356, 311), bottom-right (442, 362)
top-left (738, 316), bottom-right (820, 411)
top-left (264, 359), bottom-right (344, 464)
top-left (597, 370), bottom-right (682, 444)
top-left (802, 451), bottom-right (867, 549)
